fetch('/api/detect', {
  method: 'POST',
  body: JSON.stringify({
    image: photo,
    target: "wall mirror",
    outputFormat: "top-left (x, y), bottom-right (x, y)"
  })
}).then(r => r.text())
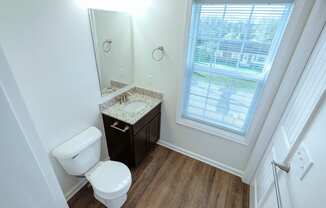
top-left (89, 9), bottom-right (134, 96)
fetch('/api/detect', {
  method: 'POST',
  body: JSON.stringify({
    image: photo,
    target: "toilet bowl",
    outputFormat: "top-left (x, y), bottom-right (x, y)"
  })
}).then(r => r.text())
top-left (86, 161), bottom-right (132, 208)
top-left (52, 127), bottom-right (132, 208)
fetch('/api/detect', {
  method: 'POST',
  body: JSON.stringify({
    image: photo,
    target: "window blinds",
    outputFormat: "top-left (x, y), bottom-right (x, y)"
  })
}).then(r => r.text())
top-left (195, 0), bottom-right (293, 4)
top-left (183, 2), bottom-right (291, 135)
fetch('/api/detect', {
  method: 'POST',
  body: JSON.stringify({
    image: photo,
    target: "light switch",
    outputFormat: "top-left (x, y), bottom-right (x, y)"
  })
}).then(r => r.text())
top-left (292, 144), bottom-right (313, 180)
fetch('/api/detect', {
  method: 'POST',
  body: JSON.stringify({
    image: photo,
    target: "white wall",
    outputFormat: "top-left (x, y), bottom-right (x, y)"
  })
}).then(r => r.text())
top-left (0, 1), bottom-right (317, 202)
top-left (0, 46), bottom-right (68, 208)
top-left (92, 10), bottom-right (134, 89)
top-left (0, 0), bottom-right (103, 197)
top-left (132, 0), bottom-right (311, 174)
top-left (132, 0), bottom-right (248, 174)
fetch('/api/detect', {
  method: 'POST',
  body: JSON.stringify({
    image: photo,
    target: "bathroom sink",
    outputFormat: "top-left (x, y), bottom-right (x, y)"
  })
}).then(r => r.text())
top-left (123, 100), bottom-right (148, 113)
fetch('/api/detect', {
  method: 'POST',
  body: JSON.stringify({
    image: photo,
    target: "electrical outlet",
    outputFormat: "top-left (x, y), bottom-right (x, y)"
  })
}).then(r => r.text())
top-left (292, 144), bottom-right (313, 180)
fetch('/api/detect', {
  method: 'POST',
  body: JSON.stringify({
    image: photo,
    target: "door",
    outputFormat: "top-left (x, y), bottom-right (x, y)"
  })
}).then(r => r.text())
top-left (0, 46), bottom-right (67, 208)
top-left (252, 17), bottom-right (326, 208)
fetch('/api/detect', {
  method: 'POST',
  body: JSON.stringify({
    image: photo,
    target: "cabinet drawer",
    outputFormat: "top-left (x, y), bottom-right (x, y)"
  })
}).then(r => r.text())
top-left (103, 114), bottom-right (131, 130)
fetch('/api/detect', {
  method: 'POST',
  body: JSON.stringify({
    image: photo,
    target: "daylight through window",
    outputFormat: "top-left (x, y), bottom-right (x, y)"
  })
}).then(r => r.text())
top-left (182, 1), bottom-right (292, 135)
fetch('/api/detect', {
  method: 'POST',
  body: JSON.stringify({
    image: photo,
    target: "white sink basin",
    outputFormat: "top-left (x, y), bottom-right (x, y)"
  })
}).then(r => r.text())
top-left (123, 100), bottom-right (148, 113)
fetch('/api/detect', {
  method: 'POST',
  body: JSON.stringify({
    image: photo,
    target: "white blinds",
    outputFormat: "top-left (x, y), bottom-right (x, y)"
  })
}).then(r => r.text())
top-left (195, 0), bottom-right (293, 4)
top-left (183, 2), bottom-right (291, 135)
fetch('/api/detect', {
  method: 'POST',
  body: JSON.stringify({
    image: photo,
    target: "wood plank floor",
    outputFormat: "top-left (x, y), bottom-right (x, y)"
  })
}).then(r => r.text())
top-left (68, 145), bottom-right (249, 208)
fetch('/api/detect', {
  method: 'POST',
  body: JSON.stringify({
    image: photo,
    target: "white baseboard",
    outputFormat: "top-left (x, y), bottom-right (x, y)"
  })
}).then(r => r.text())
top-left (65, 178), bottom-right (88, 201)
top-left (157, 140), bottom-right (244, 179)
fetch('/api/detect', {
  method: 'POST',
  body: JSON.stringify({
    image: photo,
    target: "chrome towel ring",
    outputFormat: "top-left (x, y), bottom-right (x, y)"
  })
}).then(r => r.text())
top-left (103, 40), bottom-right (112, 53)
top-left (152, 46), bottom-right (165, 62)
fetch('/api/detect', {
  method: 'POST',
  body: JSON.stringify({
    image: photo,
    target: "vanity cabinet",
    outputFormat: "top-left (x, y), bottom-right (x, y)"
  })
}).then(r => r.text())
top-left (102, 104), bottom-right (161, 168)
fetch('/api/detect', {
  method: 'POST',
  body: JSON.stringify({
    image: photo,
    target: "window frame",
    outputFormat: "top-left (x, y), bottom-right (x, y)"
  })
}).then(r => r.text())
top-left (176, 0), bottom-right (293, 145)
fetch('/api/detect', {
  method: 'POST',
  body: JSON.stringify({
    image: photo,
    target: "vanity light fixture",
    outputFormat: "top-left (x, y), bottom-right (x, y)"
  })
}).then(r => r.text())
top-left (78, 0), bottom-right (151, 15)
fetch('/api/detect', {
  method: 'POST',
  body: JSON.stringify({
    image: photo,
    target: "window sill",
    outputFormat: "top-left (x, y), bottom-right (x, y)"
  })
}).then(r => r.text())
top-left (176, 117), bottom-right (249, 146)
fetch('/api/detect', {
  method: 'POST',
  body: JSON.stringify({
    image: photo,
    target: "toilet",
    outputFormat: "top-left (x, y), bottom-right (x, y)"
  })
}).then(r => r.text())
top-left (52, 127), bottom-right (132, 208)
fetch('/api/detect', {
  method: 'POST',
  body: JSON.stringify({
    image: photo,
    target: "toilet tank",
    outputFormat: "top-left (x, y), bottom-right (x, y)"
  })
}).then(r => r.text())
top-left (52, 127), bottom-right (102, 176)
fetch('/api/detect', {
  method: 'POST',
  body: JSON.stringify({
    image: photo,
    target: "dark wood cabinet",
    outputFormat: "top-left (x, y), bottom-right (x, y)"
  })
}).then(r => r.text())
top-left (133, 127), bottom-right (148, 166)
top-left (102, 104), bottom-right (161, 168)
top-left (149, 115), bottom-right (160, 147)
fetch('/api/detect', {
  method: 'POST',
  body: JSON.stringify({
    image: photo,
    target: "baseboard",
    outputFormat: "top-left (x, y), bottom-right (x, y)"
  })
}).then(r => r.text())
top-left (65, 178), bottom-right (88, 201)
top-left (157, 140), bottom-right (244, 179)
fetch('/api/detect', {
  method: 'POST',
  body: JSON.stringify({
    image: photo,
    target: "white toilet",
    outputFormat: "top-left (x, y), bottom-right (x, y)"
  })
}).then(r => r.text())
top-left (52, 127), bottom-right (132, 208)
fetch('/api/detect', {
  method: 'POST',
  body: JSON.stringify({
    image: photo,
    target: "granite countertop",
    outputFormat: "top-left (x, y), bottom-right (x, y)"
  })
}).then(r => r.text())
top-left (101, 87), bottom-right (163, 125)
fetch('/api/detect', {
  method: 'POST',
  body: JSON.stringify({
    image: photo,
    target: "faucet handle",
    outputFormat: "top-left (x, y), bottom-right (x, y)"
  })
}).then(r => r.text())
top-left (118, 94), bottom-right (124, 104)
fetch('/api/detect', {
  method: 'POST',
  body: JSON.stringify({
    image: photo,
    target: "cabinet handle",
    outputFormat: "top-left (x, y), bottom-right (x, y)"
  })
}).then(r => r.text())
top-left (110, 121), bottom-right (129, 133)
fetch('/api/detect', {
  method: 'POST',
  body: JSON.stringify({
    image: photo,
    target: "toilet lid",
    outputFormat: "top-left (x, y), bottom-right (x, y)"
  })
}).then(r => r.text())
top-left (86, 161), bottom-right (132, 199)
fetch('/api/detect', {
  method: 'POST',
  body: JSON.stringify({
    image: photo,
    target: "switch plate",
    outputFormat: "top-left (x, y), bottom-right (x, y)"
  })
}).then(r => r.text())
top-left (292, 144), bottom-right (314, 180)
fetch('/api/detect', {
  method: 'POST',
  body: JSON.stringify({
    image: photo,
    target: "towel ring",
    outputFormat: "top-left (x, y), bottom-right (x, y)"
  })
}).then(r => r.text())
top-left (103, 40), bottom-right (112, 53)
top-left (152, 46), bottom-right (165, 62)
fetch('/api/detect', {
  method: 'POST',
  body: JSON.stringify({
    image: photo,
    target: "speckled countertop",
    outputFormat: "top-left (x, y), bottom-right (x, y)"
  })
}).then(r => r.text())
top-left (101, 87), bottom-right (163, 124)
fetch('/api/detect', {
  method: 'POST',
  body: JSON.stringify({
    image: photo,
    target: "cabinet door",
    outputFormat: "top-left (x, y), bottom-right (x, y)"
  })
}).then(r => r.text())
top-left (149, 114), bottom-right (161, 148)
top-left (133, 126), bottom-right (149, 166)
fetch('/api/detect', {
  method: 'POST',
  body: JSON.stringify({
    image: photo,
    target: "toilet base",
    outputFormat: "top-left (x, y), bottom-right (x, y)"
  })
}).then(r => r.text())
top-left (94, 193), bottom-right (127, 208)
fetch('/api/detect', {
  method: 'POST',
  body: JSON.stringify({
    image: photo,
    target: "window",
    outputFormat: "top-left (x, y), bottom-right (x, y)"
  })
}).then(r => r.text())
top-left (181, 1), bottom-right (292, 136)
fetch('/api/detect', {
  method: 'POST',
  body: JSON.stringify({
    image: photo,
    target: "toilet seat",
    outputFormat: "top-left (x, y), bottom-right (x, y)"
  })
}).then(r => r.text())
top-left (85, 161), bottom-right (132, 200)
